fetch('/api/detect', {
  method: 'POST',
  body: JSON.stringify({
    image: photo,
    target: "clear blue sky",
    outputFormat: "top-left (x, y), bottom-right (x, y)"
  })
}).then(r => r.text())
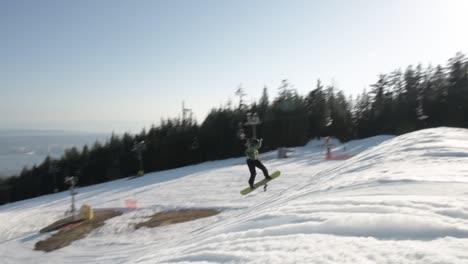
top-left (1, 0), bottom-right (467, 133)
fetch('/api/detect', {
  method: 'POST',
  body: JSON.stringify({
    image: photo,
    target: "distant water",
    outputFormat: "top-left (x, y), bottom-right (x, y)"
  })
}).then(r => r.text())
top-left (0, 129), bottom-right (108, 177)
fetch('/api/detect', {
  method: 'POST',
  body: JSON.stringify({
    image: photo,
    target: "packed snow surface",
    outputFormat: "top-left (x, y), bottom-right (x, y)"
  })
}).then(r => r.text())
top-left (1, 127), bottom-right (468, 263)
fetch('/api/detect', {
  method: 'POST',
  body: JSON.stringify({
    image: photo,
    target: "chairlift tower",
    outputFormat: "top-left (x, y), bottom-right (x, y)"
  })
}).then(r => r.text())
top-left (245, 112), bottom-right (261, 139)
top-left (64, 176), bottom-right (78, 219)
top-left (237, 121), bottom-right (246, 140)
top-left (133, 141), bottom-right (146, 176)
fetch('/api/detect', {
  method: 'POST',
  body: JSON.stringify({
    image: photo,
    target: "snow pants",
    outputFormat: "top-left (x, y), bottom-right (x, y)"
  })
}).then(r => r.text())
top-left (247, 159), bottom-right (269, 186)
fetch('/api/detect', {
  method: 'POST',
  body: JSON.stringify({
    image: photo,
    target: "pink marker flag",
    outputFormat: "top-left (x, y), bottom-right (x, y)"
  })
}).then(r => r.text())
top-left (125, 199), bottom-right (138, 209)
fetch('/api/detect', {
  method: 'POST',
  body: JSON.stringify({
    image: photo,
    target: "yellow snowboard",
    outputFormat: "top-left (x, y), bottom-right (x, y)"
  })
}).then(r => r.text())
top-left (240, 171), bottom-right (281, 195)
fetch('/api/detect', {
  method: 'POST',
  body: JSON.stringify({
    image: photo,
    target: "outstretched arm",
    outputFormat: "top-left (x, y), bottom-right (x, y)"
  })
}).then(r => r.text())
top-left (254, 138), bottom-right (263, 150)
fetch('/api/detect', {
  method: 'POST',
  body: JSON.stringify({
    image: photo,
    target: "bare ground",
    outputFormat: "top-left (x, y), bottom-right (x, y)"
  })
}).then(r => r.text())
top-left (135, 209), bottom-right (220, 229)
top-left (34, 209), bottom-right (220, 252)
top-left (35, 210), bottom-right (122, 252)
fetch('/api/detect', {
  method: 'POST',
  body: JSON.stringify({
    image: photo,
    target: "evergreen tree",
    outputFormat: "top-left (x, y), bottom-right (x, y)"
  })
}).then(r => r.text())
top-left (2, 52), bottom-right (468, 206)
top-left (447, 52), bottom-right (468, 126)
top-left (235, 84), bottom-right (247, 111)
top-left (258, 86), bottom-right (270, 119)
top-left (369, 74), bottom-right (395, 134)
top-left (270, 79), bottom-right (308, 146)
top-left (305, 80), bottom-right (327, 138)
top-left (428, 65), bottom-right (449, 126)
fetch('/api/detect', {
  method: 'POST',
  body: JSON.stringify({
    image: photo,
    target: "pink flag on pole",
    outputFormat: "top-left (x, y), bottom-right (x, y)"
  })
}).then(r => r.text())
top-left (125, 199), bottom-right (138, 209)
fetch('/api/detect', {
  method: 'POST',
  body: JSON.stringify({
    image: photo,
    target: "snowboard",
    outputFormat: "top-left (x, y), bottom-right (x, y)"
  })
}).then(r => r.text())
top-left (240, 170), bottom-right (281, 195)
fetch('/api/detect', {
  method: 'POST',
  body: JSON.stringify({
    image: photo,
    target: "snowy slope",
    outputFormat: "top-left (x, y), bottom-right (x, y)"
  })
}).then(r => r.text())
top-left (1, 128), bottom-right (468, 263)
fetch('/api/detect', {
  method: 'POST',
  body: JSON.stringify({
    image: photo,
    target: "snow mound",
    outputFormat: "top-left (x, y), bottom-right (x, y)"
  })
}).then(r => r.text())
top-left (159, 127), bottom-right (468, 263)
top-left (2, 127), bottom-right (468, 264)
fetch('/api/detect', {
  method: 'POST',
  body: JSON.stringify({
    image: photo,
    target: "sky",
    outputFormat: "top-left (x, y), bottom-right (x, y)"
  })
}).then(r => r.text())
top-left (1, 0), bottom-right (468, 134)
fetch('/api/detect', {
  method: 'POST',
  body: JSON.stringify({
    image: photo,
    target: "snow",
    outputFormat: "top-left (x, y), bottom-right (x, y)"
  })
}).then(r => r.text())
top-left (1, 127), bottom-right (468, 263)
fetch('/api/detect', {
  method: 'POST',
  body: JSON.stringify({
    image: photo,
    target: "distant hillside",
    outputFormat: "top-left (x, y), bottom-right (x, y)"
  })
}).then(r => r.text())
top-left (0, 129), bottom-right (108, 177)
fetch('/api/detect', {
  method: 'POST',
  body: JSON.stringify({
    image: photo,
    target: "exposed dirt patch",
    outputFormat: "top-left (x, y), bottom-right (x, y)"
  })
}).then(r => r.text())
top-left (39, 216), bottom-right (85, 233)
top-left (135, 209), bottom-right (220, 229)
top-left (34, 209), bottom-right (219, 252)
top-left (35, 210), bottom-right (122, 252)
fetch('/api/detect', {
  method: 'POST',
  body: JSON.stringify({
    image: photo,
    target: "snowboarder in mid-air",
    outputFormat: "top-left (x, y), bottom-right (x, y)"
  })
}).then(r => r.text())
top-left (245, 138), bottom-right (271, 189)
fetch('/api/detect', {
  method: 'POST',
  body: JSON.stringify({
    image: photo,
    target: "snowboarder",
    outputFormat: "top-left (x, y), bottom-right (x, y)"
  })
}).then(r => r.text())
top-left (245, 138), bottom-right (271, 189)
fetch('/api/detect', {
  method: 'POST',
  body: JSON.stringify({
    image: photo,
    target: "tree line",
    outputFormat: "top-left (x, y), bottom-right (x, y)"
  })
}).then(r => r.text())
top-left (0, 52), bottom-right (466, 205)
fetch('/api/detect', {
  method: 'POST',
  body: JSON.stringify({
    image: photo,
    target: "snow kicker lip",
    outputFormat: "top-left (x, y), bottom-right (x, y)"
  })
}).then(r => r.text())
top-left (213, 214), bottom-right (468, 242)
